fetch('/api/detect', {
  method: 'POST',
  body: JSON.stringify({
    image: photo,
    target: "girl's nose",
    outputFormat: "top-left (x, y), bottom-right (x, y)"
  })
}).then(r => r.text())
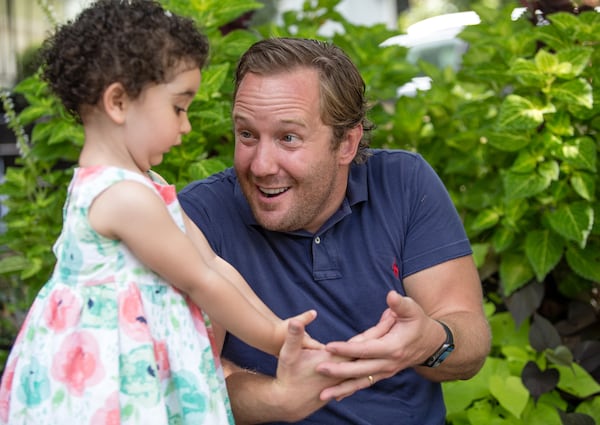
top-left (181, 115), bottom-right (192, 134)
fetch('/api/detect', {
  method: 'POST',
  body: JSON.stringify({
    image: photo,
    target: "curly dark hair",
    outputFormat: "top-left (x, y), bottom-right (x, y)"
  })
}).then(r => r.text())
top-left (40, 0), bottom-right (209, 122)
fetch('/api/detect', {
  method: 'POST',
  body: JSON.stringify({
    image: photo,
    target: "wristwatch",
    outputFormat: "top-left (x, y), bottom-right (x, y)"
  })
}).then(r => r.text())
top-left (421, 320), bottom-right (454, 368)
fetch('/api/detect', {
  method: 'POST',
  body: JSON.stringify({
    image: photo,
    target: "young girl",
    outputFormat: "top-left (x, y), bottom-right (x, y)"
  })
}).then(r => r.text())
top-left (0, 1), bottom-right (321, 424)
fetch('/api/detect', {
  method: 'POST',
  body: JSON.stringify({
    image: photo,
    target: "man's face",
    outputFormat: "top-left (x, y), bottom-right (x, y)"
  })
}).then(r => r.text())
top-left (232, 67), bottom-right (353, 233)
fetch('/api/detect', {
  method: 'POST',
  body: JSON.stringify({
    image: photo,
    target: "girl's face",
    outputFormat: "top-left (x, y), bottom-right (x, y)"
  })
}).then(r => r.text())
top-left (124, 67), bottom-right (201, 171)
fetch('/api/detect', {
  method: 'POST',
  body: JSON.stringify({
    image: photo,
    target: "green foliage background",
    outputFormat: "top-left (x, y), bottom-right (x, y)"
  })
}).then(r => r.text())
top-left (0, 0), bottom-right (598, 423)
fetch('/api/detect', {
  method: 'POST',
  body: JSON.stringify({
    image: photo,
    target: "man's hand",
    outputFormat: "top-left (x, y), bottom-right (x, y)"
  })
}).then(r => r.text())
top-left (316, 256), bottom-right (491, 402)
top-left (225, 317), bottom-right (348, 424)
top-left (316, 291), bottom-right (446, 401)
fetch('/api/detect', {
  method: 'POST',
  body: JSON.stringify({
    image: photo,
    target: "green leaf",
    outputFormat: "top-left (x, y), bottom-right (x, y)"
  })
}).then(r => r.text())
top-left (550, 79), bottom-right (593, 109)
top-left (534, 49), bottom-right (559, 74)
top-left (570, 172), bottom-right (595, 201)
top-left (553, 363), bottom-right (600, 398)
top-left (576, 396), bottom-right (600, 423)
top-left (565, 241), bottom-right (600, 282)
top-left (545, 202), bottom-right (593, 248)
top-left (197, 63), bottom-right (230, 101)
top-left (510, 58), bottom-right (549, 88)
top-left (498, 95), bottom-right (548, 131)
top-left (556, 47), bottom-right (593, 78)
top-left (559, 137), bottom-right (597, 172)
top-left (538, 160), bottom-right (560, 183)
top-left (17, 103), bottom-right (54, 125)
top-left (188, 157), bottom-right (229, 180)
top-left (503, 199), bottom-right (529, 228)
top-left (485, 131), bottom-right (532, 152)
top-left (499, 252), bottom-right (535, 296)
top-left (545, 345), bottom-right (573, 367)
top-left (525, 230), bottom-right (564, 282)
top-left (522, 398), bottom-right (563, 425)
top-left (503, 171), bottom-right (550, 200)
top-left (491, 226), bottom-right (515, 253)
top-left (471, 209), bottom-right (500, 232)
top-left (490, 375), bottom-right (529, 419)
top-left (0, 254), bottom-right (30, 274)
top-left (471, 243), bottom-right (490, 268)
top-left (443, 362), bottom-right (493, 415)
top-left (545, 111), bottom-right (573, 136)
top-left (511, 151), bottom-right (540, 173)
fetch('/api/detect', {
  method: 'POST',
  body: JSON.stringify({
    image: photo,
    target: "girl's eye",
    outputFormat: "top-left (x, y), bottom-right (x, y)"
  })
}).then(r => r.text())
top-left (175, 106), bottom-right (187, 114)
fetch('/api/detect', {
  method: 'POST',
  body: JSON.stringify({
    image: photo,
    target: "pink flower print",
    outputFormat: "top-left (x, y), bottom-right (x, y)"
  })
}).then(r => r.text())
top-left (52, 331), bottom-right (104, 396)
top-left (185, 298), bottom-right (208, 338)
top-left (91, 392), bottom-right (120, 425)
top-left (185, 299), bottom-right (221, 366)
top-left (153, 339), bottom-right (171, 380)
top-left (154, 183), bottom-right (177, 205)
top-left (44, 288), bottom-right (81, 332)
top-left (119, 283), bottom-right (151, 342)
top-left (0, 357), bottom-right (17, 422)
top-left (76, 166), bottom-right (105, 183)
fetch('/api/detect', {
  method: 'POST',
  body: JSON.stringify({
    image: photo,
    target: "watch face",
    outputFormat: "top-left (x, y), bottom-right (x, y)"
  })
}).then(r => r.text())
top-left (438, 345), bottom-right (454, 362)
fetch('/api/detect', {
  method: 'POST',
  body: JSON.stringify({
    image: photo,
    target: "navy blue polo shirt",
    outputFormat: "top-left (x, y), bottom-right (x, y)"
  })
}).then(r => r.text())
top-left (179, 149), bottom-right (472, 425)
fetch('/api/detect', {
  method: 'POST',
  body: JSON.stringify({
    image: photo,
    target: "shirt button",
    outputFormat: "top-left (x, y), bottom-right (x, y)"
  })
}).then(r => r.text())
top-left (314, 236), bottom-right (321, 244)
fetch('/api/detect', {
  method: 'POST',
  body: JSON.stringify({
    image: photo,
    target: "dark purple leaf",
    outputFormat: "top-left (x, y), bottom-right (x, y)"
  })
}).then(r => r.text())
top-left (530, 313), bottom-right (561, 351)
top-left (506, 281), bottom-right (545, 327)
top-left (555, 301), bottom-right (597, 336)
top-left (558, 410), bottom-right (596, 425)
top-left (521, 361), bottom-right (559, 401)
top-left (572, 340), bottom-right (600, 375)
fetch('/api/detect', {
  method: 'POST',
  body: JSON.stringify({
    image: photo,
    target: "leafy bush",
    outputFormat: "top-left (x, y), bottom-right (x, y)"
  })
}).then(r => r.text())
top-left (0, 0), bottom-right (598, 423)
top-left (393, 4), bottom-right (600, 424)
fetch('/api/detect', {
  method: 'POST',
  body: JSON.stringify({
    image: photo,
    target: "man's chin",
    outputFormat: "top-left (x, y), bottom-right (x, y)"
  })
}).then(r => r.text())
top-left (254, 212), bottom-right (292, 232)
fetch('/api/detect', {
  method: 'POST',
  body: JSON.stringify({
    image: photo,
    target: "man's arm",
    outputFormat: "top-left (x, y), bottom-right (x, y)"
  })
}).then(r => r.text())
top-left (223, 319), bottom-right (345, 424)
top-left (317, 255), bottom-right (491, 400)
top-left (405, 255), bottom-right (490, 381)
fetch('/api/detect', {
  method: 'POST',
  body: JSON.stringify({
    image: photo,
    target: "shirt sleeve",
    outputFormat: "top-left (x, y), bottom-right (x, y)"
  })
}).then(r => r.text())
top-left (400, 154), bottom-right (472, 278)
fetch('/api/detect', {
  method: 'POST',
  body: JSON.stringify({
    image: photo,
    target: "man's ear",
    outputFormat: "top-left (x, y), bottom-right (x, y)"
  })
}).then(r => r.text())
top-left (338, 124), bottom-right (363, 165)
top-left (102, 82), bottom-right (128, 124)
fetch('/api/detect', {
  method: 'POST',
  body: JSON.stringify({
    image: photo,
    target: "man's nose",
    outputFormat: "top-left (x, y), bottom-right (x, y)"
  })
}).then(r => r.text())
top-left (250, 139), bottom-right (278, 176)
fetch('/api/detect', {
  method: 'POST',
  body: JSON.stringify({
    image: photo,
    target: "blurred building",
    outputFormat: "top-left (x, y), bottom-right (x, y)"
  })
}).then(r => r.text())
top-left (1, 0), bottom-right (401, 89)
top-left (0, 0), bottom-right (94, 89)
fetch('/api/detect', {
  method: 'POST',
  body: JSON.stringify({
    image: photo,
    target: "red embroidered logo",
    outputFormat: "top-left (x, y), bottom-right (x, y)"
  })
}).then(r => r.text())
top-left (392, 261), bottom-right (399, 279)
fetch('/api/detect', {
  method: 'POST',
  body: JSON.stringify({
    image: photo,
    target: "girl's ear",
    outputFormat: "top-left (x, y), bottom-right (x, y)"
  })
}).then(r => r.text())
top-left (102, 82), bottom-right (129, 124)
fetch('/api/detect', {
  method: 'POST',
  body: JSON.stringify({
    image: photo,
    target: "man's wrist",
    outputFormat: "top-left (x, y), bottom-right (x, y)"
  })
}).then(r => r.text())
top-left (421, 320), bottom-right (455, 368)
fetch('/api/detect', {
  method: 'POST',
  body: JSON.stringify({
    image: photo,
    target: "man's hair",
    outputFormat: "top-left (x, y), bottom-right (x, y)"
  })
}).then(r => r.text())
top-left (40, 0), bottom-right (209, 122)
top-left (234, 38), bottom-right (374, 163)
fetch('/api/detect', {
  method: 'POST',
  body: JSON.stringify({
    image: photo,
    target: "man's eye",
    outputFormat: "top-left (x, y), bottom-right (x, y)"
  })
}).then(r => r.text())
top-left (282, 134), bottom-right (298, 143)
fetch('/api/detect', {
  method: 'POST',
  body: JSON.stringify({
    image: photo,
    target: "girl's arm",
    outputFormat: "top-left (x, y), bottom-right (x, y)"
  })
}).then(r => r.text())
top-left (88, 180), bottom-right (319, 356)
top-left (181, 213), bottom-right (281, 325)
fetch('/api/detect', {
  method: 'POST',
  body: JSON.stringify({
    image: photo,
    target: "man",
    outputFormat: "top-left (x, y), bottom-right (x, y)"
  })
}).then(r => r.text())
top-left (179, 37), bottom-right (491, 424)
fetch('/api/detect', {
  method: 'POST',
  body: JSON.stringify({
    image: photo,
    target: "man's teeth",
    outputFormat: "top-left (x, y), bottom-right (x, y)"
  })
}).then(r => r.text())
top-left (260, 187), bottom-right (288, 196)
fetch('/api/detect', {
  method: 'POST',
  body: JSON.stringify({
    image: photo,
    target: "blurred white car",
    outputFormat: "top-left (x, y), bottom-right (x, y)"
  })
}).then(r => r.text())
top-left (382, 9), bottom-right (526, 96)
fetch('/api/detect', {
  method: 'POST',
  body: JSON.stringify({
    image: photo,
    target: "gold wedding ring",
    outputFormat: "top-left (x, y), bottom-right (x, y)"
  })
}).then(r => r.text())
top-left (367, 375), bottom-right (374, 386)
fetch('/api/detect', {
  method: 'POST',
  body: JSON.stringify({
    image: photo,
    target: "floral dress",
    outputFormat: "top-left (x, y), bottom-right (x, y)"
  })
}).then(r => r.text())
top-left (0, 166), bottom-right (234, 425)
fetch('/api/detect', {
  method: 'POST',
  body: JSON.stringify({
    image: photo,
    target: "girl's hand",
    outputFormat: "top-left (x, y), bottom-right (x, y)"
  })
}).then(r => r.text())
top-left (279, 310), bottom-right (323, 351)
